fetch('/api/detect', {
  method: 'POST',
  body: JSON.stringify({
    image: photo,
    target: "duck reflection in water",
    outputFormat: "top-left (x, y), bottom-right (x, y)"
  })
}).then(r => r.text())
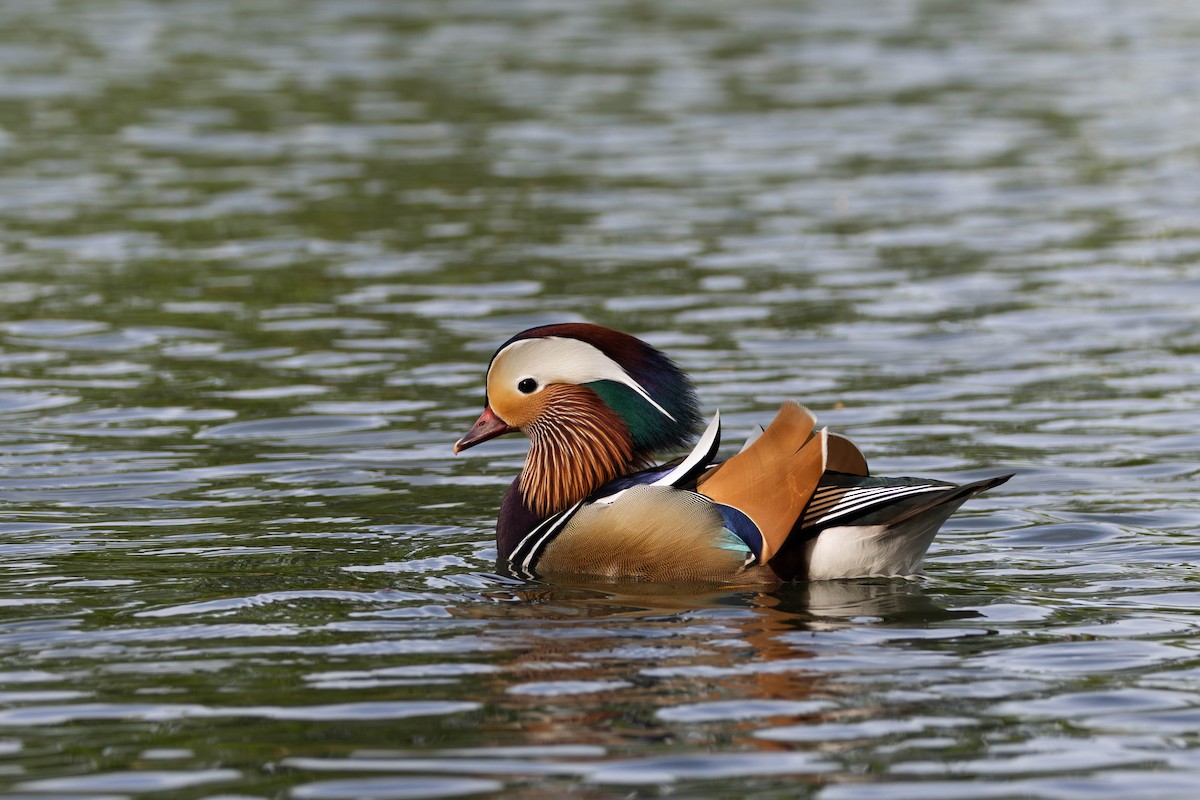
top-left (458, 578), bottom-right (979, 750)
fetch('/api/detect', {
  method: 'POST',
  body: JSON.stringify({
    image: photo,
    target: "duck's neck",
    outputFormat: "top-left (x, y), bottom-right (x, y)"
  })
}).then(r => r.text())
top-left (517, 387), bottom-right (637, 519)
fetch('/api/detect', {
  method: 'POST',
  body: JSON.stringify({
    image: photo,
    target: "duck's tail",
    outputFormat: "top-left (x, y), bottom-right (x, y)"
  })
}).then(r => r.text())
top-left (771, 472), bottom-right (1014, 580)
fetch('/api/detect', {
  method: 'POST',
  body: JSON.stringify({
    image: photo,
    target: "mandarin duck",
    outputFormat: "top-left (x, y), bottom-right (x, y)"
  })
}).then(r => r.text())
top-left (455, 324), bottom-right (1011, 583)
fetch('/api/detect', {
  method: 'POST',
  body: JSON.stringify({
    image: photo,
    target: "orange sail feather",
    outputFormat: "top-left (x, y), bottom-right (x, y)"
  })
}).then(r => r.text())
top-left (697, 401), bottom-right (828, 561)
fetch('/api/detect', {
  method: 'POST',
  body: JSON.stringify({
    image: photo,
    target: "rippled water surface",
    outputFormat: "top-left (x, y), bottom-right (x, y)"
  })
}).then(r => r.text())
top-left (1, 1), bottom-right (1200, 797)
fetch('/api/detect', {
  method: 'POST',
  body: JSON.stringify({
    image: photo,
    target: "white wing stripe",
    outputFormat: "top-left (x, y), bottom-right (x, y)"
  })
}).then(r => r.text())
top-left (806, 485), bottom-right (850, 505)
top-left (807, 486), bottom-right (947, 525)
top-left (651, 411), bottom-right (721, 488)
top-left (820, 484), bottom-right (945, 514)
top-left (805, 485), bottom-right (912, 515)
top-left (804, 485), bottom-right (949, 526)
top-left (804, 491), bottom-right (850, 515)
top-left (809, 484), bottom-right (939, 514)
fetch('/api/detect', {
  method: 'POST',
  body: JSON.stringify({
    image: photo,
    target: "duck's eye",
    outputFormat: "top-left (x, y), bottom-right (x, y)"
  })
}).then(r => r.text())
top-left (517, 378), bottom-right (538, 394)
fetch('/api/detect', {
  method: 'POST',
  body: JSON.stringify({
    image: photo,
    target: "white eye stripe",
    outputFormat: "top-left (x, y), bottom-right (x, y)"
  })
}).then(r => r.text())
top-left (491, 337), bottom-right (675, 421)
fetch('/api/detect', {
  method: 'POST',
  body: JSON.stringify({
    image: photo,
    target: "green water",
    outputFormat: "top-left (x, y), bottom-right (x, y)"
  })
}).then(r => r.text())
top-left (2, 1), bottom-right (1200, 798)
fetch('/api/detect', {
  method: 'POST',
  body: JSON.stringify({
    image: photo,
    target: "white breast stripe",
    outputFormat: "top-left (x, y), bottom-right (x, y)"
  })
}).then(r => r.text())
top-left (510, 502), bottom-right (578, 569)
top-left (509, 518), bottom-right (551, 568)
top-left (517, 500), bottom-right (584, 573)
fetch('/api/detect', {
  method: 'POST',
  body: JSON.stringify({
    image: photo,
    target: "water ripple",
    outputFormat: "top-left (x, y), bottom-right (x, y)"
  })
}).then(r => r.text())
top-left (0, 701), bottom-right (480, 726)
top-left (0, 0), bottom-right (1198, 797)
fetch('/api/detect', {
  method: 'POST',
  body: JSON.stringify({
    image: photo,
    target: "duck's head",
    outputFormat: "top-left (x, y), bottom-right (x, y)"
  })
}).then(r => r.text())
top-left (454, 323), bottom-right (702, 515)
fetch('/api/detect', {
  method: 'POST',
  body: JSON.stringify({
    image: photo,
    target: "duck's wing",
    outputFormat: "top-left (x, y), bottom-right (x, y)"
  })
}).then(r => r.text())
top-left (768, 473), bottom-right (1014, 580)
top-left (797, 473), bottom-right (1012, 533)
top-left (695, 401), bottom-right (827, 561)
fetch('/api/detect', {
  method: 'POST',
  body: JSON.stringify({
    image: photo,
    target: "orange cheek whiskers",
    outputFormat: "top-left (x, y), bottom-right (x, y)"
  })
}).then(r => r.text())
top-left (518, 386), bottom-right (634, 518)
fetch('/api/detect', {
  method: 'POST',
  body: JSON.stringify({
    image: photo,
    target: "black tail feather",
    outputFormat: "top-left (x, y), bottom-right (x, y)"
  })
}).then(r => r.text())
top-left (884, 473), bottom-right (1013, 529)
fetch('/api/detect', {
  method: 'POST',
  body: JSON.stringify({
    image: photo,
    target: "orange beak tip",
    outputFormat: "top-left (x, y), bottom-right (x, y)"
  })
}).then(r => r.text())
top-left (455, 406), bottom-right (515, 453)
